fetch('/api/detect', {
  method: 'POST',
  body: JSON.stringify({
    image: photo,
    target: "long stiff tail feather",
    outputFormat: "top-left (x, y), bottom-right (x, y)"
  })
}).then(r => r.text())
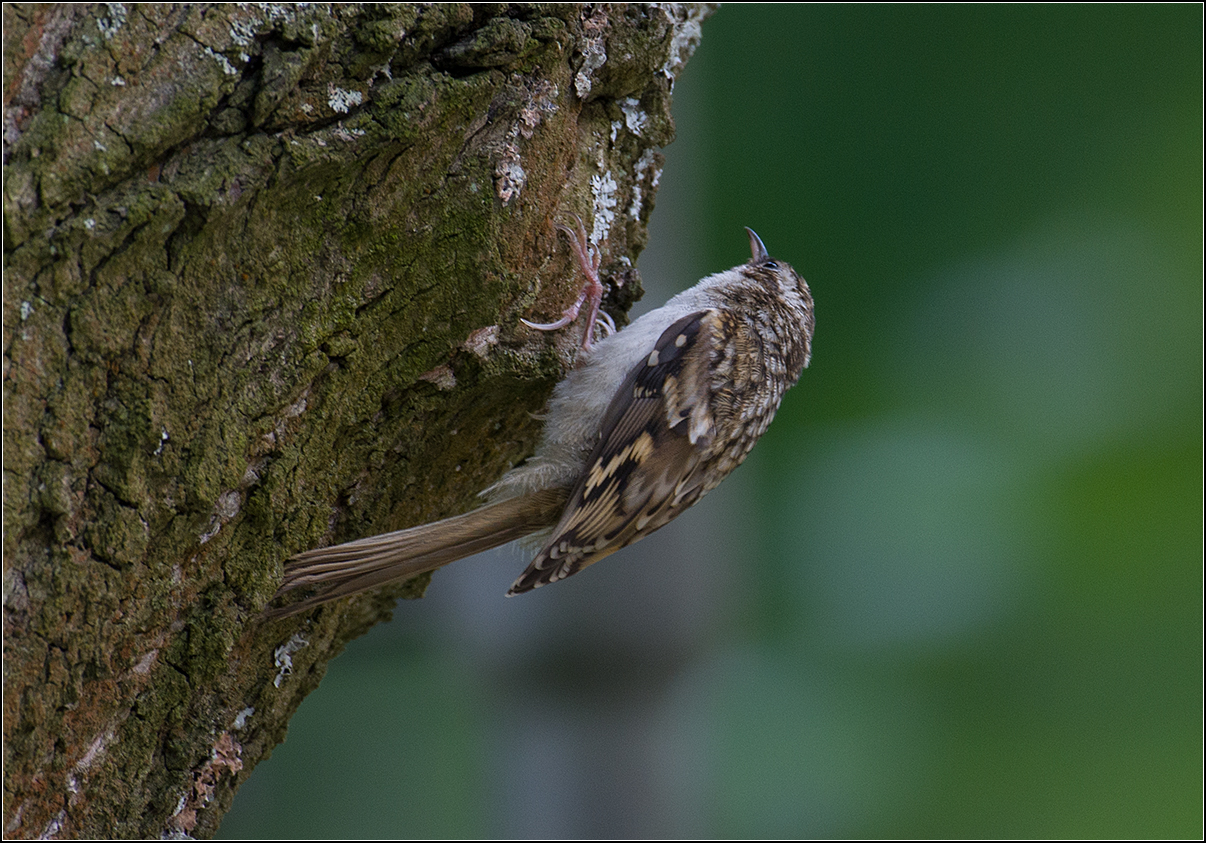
top-left (264, 489), bottom-right (567, 618)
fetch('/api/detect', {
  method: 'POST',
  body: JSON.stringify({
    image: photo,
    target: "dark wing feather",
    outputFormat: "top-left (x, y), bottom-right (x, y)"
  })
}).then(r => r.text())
top-left (508, 310), bottom-right (723, 594)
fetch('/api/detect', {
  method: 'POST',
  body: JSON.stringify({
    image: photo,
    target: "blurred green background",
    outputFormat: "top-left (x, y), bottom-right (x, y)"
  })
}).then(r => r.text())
top-left (221, 6), bottom-right (1201, 838)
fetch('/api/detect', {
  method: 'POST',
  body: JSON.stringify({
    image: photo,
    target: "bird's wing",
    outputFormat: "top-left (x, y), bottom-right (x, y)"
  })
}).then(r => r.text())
top-left (508, 309), bottom-right (725, 594)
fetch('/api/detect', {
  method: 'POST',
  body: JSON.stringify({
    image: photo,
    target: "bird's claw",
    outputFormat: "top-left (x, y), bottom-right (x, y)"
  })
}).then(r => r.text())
top-left (524, 214), bottom-right (607, 351)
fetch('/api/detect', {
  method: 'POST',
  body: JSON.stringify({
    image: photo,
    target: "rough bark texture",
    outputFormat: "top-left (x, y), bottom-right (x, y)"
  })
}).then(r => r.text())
top-left (2, 3), bottom-right (712, 837)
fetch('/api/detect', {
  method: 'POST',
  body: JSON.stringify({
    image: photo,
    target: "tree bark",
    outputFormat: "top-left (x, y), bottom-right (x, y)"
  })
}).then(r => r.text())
top-left (2, 3), bottom-right (712, 837)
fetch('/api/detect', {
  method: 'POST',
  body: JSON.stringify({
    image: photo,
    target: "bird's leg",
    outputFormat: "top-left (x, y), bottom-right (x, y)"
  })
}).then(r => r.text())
top-left (522, 216), bottom-right (611, 351)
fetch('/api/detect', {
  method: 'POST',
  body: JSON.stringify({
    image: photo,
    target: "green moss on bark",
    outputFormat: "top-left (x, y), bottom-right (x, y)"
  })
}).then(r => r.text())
top-left (4, 3), bottom-right (713, 837)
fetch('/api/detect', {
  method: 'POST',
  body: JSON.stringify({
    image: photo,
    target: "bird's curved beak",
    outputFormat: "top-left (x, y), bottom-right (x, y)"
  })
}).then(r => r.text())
top-left (745, 227), bottom-right (769, 263)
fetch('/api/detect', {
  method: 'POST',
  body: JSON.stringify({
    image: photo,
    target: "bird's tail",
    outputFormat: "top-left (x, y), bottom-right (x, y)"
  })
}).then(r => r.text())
top-left (264, 489), bottom-right (567, 618)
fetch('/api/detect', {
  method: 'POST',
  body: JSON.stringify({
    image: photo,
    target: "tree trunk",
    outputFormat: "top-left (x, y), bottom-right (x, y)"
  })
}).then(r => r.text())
top-left (2, 3), bottom-right (712, 837)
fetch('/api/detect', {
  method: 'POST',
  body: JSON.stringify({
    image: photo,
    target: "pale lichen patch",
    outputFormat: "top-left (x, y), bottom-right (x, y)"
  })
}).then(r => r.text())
top-left (590, 171), bottom-right (619, 246)
top-left (628, 149), bottom-right (662, 220)
top-left (327, 85), bottom-right (364, 114)
top-left (620, 97), bottom-right (647, 136)
top-left (574, 6), bottom-right (610, 98)
top-left (273, 633), bottom-right (309, 688)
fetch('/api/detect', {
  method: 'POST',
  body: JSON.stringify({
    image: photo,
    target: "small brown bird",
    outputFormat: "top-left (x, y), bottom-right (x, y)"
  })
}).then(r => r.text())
top-left (267, 220), bottom-right (814, 617)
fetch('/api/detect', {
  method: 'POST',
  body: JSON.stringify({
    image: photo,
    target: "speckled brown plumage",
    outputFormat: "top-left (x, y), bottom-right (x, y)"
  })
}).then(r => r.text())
top-left (267, 224), bottom-right (813, 617)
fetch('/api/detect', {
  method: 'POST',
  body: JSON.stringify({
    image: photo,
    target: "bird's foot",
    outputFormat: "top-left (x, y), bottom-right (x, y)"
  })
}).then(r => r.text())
top-left (522, 215), bottom-right (609, 351)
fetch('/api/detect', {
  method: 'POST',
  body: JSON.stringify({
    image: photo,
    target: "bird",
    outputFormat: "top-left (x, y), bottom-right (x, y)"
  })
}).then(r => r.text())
top-left (265, 219), bottom-right (814, 618)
